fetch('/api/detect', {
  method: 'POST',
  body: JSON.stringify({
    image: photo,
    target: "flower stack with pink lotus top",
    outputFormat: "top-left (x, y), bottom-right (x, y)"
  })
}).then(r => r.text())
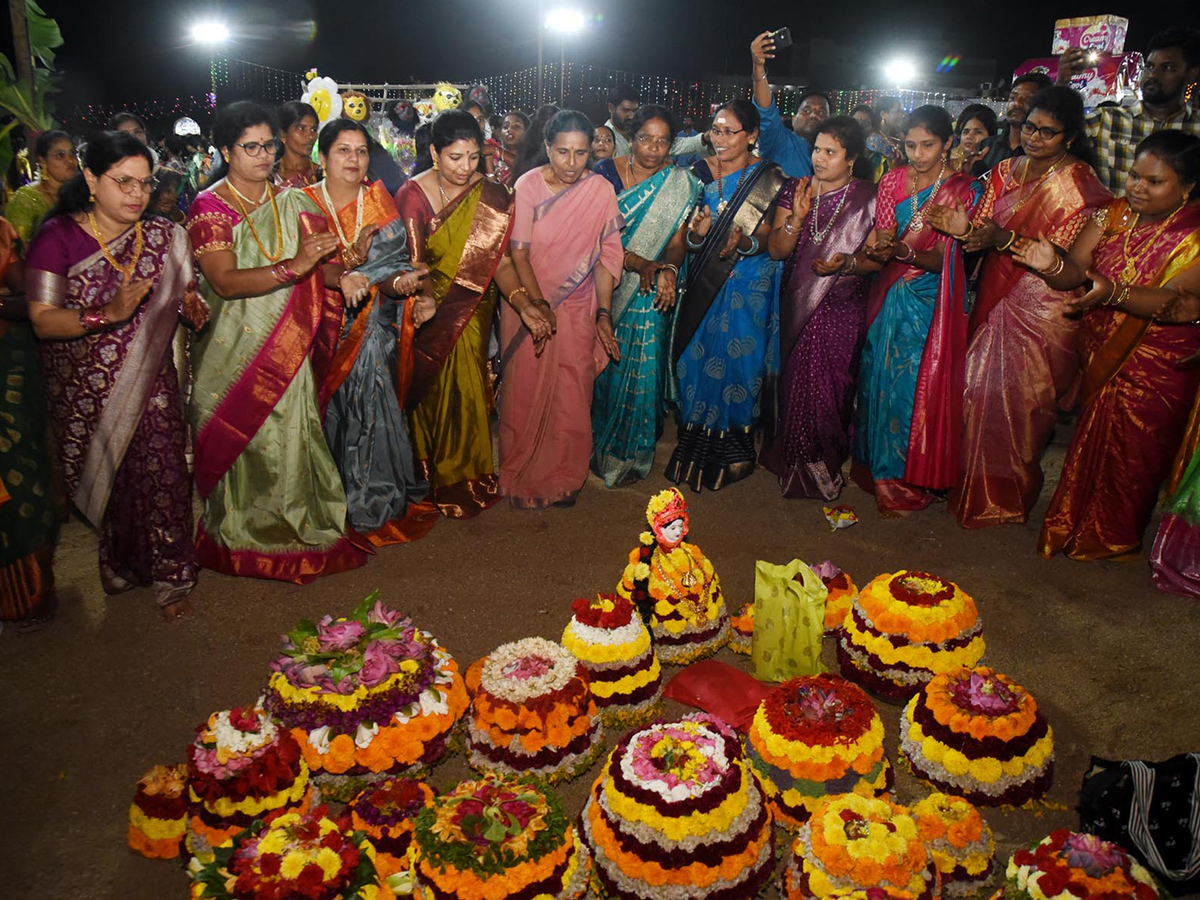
top-left (1005, 830), bottom-right (1165, 900)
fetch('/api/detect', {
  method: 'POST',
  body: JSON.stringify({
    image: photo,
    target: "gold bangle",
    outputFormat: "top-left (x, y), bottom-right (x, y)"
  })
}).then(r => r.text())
top-left (1042, 256), bottom-right (1065, 277)
top-left (998, 230), bottom-right (1018, 251)
top-left (950, 222), bottom-right (975, 241)
top-left (509, 286), bottom-right (530, 306)
top-left (661, 263), bottom-right (679, 277)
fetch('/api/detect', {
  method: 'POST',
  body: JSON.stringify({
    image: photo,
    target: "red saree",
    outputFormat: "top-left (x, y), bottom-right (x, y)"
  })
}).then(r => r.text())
top-left (952, 158), bottom-right (1110, 527)
top-left (1039, 199), bottom-right (1200, 559)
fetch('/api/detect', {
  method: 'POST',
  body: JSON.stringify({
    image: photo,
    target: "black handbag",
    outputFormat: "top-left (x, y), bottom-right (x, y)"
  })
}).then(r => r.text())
top-left (1078, 752), bottom-right (1200, 893)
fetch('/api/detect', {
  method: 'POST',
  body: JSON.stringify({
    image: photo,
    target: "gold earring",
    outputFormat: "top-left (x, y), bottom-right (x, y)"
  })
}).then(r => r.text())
top-left (432, 157), bottom-right (439, 171)
top-left (89, 193), bottom-right (95, 202)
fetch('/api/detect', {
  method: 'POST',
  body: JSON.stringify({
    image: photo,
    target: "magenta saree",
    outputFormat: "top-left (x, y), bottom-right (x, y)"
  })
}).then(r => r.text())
top-left (26, 215), bottom-right (198, 605)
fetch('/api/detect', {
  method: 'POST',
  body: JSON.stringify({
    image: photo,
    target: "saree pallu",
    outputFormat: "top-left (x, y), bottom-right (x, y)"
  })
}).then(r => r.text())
top-left (189, 189), bottom-right (369, 582)
top-left (761, 178), bottom-right (876, 500)
top-left (1040, 199), bottom-right (1200, 560)
top-left (396, 178), bottom-right (513, 517)
top-left (852, 167), bottom-right (979, 513)
top-left (26, 215), bottom-right (197, 605)
top-left (667, 159), bottom-right (787, 493)
top-left (952, 159), bottom-right (1111, 528)
top-left (303, 181), bottom-right (437, 546)
top-left (592, 165), bottom-right (702, 488)
top-left (1153, 420), bottom-right (1200, 596)
top-left (499, 169), bottom-right (623, 508)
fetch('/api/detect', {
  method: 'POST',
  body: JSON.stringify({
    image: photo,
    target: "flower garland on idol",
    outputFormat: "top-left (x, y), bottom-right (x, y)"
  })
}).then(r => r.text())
top-left (465, 636), bottom-right (606, 783)
top-left (781, 794), bottom-right (937, 900)
top-left (616, 488), bottom-right (729, 666)
top-left (187, 806), bottom-right (383, 900)
top-left (264, 592), bottom-right (469, 797)
top-left (409, 772), bottom-right (591, 900)
top-left (746, 674), bottom-right (892, 828)
top-left (561, 593), bottom-right (664, 730)
top-left (1005, 830), bottom-right (1165, 900)
top-left (911, 792), bottom-right (996, 897)
top-left (899, 666), bottom-right (1054, 807)
top-left (837, 571), bottom-right (985, 701)
top-left (580, 714), bottom-right (777, 900)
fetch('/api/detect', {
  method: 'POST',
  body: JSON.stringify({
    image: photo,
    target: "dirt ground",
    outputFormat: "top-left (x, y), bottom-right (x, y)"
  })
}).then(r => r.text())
top-left (3, 434), bottom-right (1199, 899)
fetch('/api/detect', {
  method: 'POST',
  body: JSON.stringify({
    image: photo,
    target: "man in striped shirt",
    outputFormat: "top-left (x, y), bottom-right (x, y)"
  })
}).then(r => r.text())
top-left (1058, 26), bottom-right (1200, 194)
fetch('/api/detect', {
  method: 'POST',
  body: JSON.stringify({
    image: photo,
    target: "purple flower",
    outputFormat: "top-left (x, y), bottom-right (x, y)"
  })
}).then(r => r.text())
top-left (360, 642), bottom-right (401, 688)
top-left (317, 618), bottom-right (365, 651)
top-left (1063, 833), bottom-right (1128, 878)
top-left (813, 560), bottom-right (842, 580)
top-left (367, 601), bottom-right (407, 628)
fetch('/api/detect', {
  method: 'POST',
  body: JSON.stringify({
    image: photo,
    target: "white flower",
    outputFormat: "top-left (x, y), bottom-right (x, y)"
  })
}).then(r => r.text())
top-left (354, 721), bottom-right (380, 749)
top-left (479, 637), bottom-right (578, 705)
top-left (418, 687), bottom-right (449, 718)
top-left (307, 725), bottom-right (332, 754)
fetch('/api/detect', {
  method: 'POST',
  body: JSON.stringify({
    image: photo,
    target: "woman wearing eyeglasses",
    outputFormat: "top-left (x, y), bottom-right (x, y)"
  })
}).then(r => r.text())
top-left (929, 87), bottom-right (1109, 529)
top-left (590, 105), bottom-right (702, 488)
top-left (24, 132), bottom-right (205, 618)
top-left (7, 130), bottom-right (77, 244)
top-left (188, 101), bottom-right (369, 582)
top-left (666, 98), bottom-right (786, 493)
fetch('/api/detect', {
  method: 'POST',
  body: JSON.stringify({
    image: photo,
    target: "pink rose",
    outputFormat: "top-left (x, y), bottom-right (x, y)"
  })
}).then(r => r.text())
top-left (317, 619), bottom-right (365, 651)
top-left (359, 642), bottom-right (400, 687)
top-left (367, 600), bottom-right (407, 628)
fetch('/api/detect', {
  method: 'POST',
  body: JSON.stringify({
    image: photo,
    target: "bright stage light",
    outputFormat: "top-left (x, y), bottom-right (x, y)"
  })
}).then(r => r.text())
top-left (545, 8), bottom-right (586, 33)
top-left (884, 58), bottom-right (917, 86)
top-left (190, 19), bottom-right (231, 45)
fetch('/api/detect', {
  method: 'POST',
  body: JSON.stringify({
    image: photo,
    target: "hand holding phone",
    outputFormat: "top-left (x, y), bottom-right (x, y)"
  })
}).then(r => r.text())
top-left (769, 26), bottom-right (793, 51)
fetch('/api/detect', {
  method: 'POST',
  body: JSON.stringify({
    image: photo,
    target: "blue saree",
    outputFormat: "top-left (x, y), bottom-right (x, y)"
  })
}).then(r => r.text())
top-left (591, 163), bottom-right (702, 487)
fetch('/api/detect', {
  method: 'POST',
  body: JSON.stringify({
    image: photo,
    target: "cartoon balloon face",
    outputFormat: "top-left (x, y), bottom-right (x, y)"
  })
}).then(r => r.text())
top-left (431, 82), bottom-right (462, 112)
top-left (301, 75), bottom-right (343, 125)
top-left (414, 99), bottom-right (435, 123)
top-left (342, 91), bottom-right (369, 122)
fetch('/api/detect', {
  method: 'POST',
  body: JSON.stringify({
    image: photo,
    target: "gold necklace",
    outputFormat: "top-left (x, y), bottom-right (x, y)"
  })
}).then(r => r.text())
top-left (87, 212), bottom-right (144, 280)
top-left (1119, 206), bottom-right (1184, 282)
top-left (653, 546), bottom-right (701, 596)
top-left (226, 181), bottom-right (284, 262)
top-left (318, 179), bottom-right (364, 250)
top-left (1004, 154), bottom-right (1067, 215)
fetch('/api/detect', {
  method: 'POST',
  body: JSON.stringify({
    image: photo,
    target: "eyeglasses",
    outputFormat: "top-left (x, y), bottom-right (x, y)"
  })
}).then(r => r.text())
top-left (634, 134), bottom-right (671, 148)
top-left (234, 138), bottom-right (283, 157)
top-left (104, 173), bottom-right (160, 195)
top-left (1020, 122), bottom-right (1065, 140)
top-left (708, 127), bottom-right (746, 138)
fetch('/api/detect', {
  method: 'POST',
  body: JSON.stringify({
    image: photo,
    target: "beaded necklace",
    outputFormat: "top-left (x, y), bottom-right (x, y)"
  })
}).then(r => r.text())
top-left (907, 160), bottom-right (947, 233)
top-left (318, 179), bottom-right (364, 251)
top-left (715, 158), bottom-right (750, 215)
top-left (810, 180), bottom-right (851, 244)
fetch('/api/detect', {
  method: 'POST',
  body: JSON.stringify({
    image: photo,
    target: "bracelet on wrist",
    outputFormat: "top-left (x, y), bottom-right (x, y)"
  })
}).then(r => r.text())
top-left (596, 307), bottom-right (612, 323)
top-left (1041, 255), bottom-right (1065, 277)
top-left (79, 307), bottom-right (110, 332)
top-left (896, 242), bottom-right (915, 262)
top-left (782, 219), bottom-right (801, 236)
top-left (998, 230), bottom-right (1018, 252)
top-left (739, 235), bottom-right (760, 255)
top-left (686, 231), bottom-right (706, 250)
top-left (843, 255), bottom-right (858, 275)
top-left (950, 221), bottom-right (975, 241)
top-left (660, 263), bottom-right (679, 277)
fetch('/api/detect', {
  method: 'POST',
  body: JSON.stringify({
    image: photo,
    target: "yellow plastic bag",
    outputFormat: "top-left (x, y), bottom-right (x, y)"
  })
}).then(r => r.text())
top-left (751, 559), bottom-right (827, 681)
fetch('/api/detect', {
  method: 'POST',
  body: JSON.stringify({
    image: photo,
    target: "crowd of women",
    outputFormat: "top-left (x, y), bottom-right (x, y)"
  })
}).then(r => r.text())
top-left (2, 48), bottom-right (1200, 631)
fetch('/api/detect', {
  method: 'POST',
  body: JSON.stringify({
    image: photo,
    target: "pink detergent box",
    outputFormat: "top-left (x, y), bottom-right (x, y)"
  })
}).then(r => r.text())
top-left (1052, 15), bottom-right (1128, 56)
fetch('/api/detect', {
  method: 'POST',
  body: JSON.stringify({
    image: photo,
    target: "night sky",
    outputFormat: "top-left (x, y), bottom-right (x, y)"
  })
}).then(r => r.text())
top-left (20, 0), bottom-right (1200, 112)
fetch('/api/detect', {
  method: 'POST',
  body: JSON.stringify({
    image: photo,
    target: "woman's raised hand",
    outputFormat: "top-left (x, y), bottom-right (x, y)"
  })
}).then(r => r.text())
top-left (392, 264), bottom-right (430, 296)
top-left (790, 177), bottom-right (815, 227)
top-left (965, 218), bottom-right (1006, 253)
top-left (105, 274), bottom-right (155, 322)
top-left (1065, 269), bottom-right (1115, 313)
top-left (719, 225), bottom-right (745, 259)
top-left (292, 230), bottom-right (340, 274)
top-left (340, 271), bottom-right (370, 308)
top-left (812, 253), bottom-right (848, 276)
top-left (928, 198), bottom-right (969, 236)
top-left (1012, 232), bottom-right (1058, 274)
top-left (689, 205), bottom-right (712, 239)
top-left (350, 223), bottom-right (379, 264)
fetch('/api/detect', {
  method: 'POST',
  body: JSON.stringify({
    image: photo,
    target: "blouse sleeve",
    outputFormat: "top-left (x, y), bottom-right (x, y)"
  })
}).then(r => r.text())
top-left (186, 193), bottom-right (236, 258)
top-left (24, 216), bottom-right (71, 307)
top-left (510, 173), bottom-right (537, 249)
top-left (393, 181), bottom-right (431, 266)
top-left (776, 178), bottom-right (799, 211)
top-left (873, 170), bottom-right (900, 232)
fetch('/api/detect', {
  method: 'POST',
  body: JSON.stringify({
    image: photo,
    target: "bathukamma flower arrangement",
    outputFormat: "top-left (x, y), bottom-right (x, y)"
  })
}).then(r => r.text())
top-left (1004, 830), bottom-right (1165, 900)
top-left (838, 570), bottom-right (985, 701)
top-left (128, 764), bottom-right (190, 859)
top-left (746, 674), bottom-right (891, 828)
top-left (813, 561), bottom-right (859, 634)
top-left (911, 791), bottom-right (996, 896)
top-left (348, 776), bottom-right (436, 893)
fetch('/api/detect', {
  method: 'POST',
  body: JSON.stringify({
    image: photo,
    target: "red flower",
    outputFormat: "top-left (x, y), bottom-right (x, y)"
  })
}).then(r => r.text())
top-left (259, 853), bottom-right (281, 877)
top-left (297, 863), bottom-right (327, 898)
top-left (1036, 866), bottom-right (1070, 897)
top-left (228, 706), bottom-right (261, 732)
top-left (293, 818), bottom-right (321, 843)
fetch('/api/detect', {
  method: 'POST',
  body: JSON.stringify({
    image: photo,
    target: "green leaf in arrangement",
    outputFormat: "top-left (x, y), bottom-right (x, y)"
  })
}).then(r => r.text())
top-left (25, 0), bottom-right (64, 68)
top-left (350, 589), bottom-right (382, 621)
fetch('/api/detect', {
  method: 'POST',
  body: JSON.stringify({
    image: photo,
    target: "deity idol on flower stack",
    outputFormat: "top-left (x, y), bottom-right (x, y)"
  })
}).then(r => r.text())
top-left (580, 713), bottom-right (777, 900)
top-left (187, 805), bottom-right (382, 900)
top-left (813, 561), bottom-right (859, 634)
top-left (561, 593), bottom-right (664, 729)
top-left (185, 701), bottom-right (313, 853)
top-left (911, 792), bottom-right (996, 897)
top-left (409, 772), bottom-right (591, 900)
top-left (900, 666), bottom-right (1054, 807)
top-left (746, 674), bottom-right (892, 828)
top-left (265, 592), bottom-right (469, 798)
top-left (781, 794), bottom-right (938, 900)
top-left (464, 636), bottom-right (605, 783)
top-left (349, 777), bottom-right (436, 895)
top-left (1005, 830), bottom-right (1165, 900)
top-left (617, 488), bottom-right (729, 665)
top-left (837, 571), bottom-right (985, 701)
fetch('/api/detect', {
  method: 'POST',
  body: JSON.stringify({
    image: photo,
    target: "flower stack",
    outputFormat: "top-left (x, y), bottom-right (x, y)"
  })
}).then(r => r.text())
top-left (464, 636), bottom-right (605, 783)
top-left (186, 701), bottom-right (312, 853)
top-left (128, 764), bottom-right (189, 859)
top-left (349, 777), bottom-right (436, 895)
top-left (814, 561), bottom-right (858, 634)
top-left (580, 714), bottom-right (777, 900)
top-left (781, 794), bottom-right (937, 900)
top-left (265, 593), bottom-right (469, 796)
top-left (409, 773), bottom-right (591, 900)
top-left (911, 792), bottom-right (996, 896)
top-left (187, 806), bottom-right (381, 900)
top-left (746, 674), bottom-right (892, 828)
top-left (837, 571), bottom-right (985, 701)
top-left (900, 666), bottom-right (1054, 806)
top-left (729, 603), bottom-right (754, 654)
top-left (1005, 831), bottom-right (1165, 900)
top-left (561, 593), bottom-right (664, 729)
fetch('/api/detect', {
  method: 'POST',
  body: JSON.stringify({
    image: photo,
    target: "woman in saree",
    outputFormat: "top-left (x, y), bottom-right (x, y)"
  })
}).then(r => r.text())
top-left (7, 130), bottom-right (77, 244)
top-left (396, 110), bottom-right (540, 516)
top-left (591, 104), bottom-right (702, 487)
top-left (188, 101), bottom-right (369, 582)
top-left (843, 106), bottom-right (979, 515)
top-left (667, 98), bottom-right (787, 493)
top-left (303, 117), bottom-right (437, 543)
top-left (0, 217), bottom-right (59, 630)
top-left (930, 87), bottom-right (1110, 528)
top-left (25, 132), bottom-right (201, 617)
top-left (1013, 130), bottom-right (1200, 560)
top-left (760, 117), bottom-right (877, 500)
top-left (273, 101), bottom-right (321, 189)
top-left (500, 109), bottom-right (622, 508)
